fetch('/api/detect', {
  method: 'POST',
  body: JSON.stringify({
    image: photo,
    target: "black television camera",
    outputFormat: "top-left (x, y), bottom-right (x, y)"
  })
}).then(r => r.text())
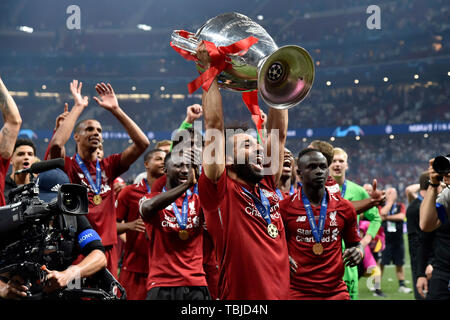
top-left (433, 154), bottom-right (450, 178)
top-left (0, 159), bottom-right (126, 300)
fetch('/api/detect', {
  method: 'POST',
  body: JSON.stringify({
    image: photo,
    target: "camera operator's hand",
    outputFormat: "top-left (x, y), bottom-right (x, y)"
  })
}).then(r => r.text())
top-left (42, 265), bottom-right (80, 293)
top-left (0, 276), bottom-right (29, 299)
top-left (428, 158), bottom-right (441, 185)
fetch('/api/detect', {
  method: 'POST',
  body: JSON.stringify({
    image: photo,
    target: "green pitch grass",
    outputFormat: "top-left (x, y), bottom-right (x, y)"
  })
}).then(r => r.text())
top-left (358, 233), bottom-right (415, 300)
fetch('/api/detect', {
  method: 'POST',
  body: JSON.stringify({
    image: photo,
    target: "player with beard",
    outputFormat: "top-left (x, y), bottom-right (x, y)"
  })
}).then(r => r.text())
top-left (329, 147), bottom-right (382, 299)
top-left (0, 76), bottom-right (22, 206)
top-left (280, 149), bottom-right (362, 299)
top-left (195, 43), bottom-right (289, 300)
top-left (115, 148), bottom-right (165, 300)
top-left (139, 152), bottom-right (209, 300)
top-left (276, 148), bottom-right (296, 200)
top-left (47, 80), bottom-right (150, 278)
top-left (4, 139), bottom-right (37, 203)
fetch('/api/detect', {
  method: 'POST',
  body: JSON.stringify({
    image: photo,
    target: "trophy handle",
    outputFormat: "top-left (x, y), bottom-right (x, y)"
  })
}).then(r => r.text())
top-left (171, 30), bottom-right (247, 66)
top-left (171, 30), bottom-right (200, 54)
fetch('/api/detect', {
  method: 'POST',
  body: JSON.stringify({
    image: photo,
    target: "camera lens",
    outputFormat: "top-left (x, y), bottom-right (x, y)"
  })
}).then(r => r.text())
top-left (433, 156), bottom-right (450, 175)
top-left (62, 193), bottom-right (79, 211)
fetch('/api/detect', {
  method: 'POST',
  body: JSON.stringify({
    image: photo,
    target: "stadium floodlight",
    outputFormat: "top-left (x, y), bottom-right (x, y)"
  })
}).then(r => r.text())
top-left (383, 77), bottom-right (389, 82)
top-left (137, 24), bottom-right (152, 31)
top-left (354, 79), bottom-right (359, 84)
top-left (17, 26), bottom-right (33, 33)
top-left (414, 74), bottom-right (419, 79)
top-left (326, 81), bottom-right (331, 86)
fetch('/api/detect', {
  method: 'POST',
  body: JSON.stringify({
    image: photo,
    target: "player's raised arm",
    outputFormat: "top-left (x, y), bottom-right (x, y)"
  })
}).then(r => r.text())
top-left (197, 43), bottom-right (225, 182)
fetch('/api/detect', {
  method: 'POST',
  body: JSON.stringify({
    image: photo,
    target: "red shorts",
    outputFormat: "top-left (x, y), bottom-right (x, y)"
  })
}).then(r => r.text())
top-left (289, 286), bottom-right (350, 300)
top-left (118, 269), bottom-right (148, 300)
top-left (203, 263), bottom-right (219, 300)
top-left (104, 245), bottom-right (118, 279)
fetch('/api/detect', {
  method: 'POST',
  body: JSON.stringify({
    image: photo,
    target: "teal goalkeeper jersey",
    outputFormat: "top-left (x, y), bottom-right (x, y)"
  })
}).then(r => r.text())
top-left (340, 179), bottom-right (381, 238)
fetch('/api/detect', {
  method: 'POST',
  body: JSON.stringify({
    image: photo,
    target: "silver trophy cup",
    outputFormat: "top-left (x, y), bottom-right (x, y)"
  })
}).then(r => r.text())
top-left (171, 12), bottom-right (315, 109)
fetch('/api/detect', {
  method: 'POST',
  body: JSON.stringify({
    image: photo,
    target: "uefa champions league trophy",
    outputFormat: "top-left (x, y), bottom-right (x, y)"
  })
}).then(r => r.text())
top-left (171, 12), bottom-right (315, 109)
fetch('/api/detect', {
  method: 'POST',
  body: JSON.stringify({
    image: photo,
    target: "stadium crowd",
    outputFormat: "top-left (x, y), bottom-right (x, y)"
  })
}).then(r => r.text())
top-left (0, 0), bottom-right (449, 302)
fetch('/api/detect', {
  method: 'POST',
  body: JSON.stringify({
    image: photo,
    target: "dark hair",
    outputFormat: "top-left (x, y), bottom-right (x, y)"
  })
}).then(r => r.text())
top-left (224, 121), bottom-right (250, 132)
top-left (14, 138), bottom-right (36, 155)
top-left (74, 119), bottom-right (98, 134)
top-left (144, 148), bottom-right (165, 162)
top-left (224, 121), bottom-right (254, 152)
top-left (297, 148), bottom-right (322, 165)
top-left (419, 171), bottom-right (430, 190)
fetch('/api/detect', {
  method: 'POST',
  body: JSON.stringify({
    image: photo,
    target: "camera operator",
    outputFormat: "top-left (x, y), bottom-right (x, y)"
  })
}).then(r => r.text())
top-left (0, 168), bottom-right (106, 299)
top-left (419, 156), bottom-right (450, 300)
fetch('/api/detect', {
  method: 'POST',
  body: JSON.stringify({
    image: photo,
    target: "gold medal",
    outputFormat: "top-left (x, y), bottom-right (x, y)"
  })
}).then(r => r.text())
top-left (93, 194), bottom-right (102, 205)
top-left (312, 243), bottom-right (323, 255)
top-left (267, 223), bottom-right (279, 238)
top-left (178, 229), bottom-right (189, 241)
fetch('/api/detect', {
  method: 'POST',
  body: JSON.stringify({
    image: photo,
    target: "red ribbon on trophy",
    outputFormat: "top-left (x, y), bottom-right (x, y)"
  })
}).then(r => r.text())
top-left (170, 31), bottom-right (264, 142)
top-left (242, 90), bottom-right (264, 143)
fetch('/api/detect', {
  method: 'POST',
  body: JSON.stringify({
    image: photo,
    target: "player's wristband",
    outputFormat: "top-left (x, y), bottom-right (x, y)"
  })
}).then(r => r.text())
top-left (429, 180), bottom-right (440, 188)
top-left (179, 120), bottom-right (193, 130)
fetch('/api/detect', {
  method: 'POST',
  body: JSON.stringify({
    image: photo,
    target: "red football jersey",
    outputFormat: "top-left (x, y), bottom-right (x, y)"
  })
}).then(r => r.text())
top-left (325, 175), bottom-right (341, 196)
top-left (0, 156), bottom-right (10, 206)
top-left (202, 228), bottom-right (219, 300)
top-left (116, 179), bottom-right (151, 273)
top-left (280, 188), bottom-right (360, 298)
top-left (198, 169), bottom-right (290, 300)
top-left (141, 189), bottom-right (207, 291)
top-left (151, 174), bottom-right (167, 193)
top-left (64, 153), bottom-right (128, 246)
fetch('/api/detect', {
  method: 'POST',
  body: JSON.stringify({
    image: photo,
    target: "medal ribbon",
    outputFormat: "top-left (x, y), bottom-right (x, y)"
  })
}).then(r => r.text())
top-left (75, 153), bottom-right (101, 195)
top-left (275, 185), bottom-right (295, 200)
top-left (241, 186), bottom-right (272, 225)
top-left (388, 203), bottom-right (397, 216)
top-left (143, 178), bottom-right (151, 193)
top-left (300, 188), bottom-right (328, 244)
top-left (341, 180), bottom-right (347, 198)
top-left (162, 187), bottom-right (191, 230)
